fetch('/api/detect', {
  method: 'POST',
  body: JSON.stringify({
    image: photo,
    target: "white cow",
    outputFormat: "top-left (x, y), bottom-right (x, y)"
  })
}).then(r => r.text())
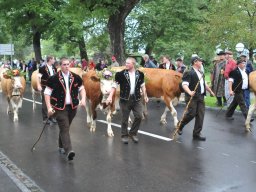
top-left (1, 72), bottom-right (26, 121)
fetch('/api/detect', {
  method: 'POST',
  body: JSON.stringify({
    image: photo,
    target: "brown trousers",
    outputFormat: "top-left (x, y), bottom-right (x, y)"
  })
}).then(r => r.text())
top-left (55, 105), bottom-right (77, 154)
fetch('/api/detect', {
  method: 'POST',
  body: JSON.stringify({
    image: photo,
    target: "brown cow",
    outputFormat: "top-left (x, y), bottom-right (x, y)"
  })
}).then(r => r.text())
top-left (31, 69), bottom-right (41, 110)
top-left (245, 71), bottom-right (256, 131)
top-left (82, 70), bottom-right (116, 137)
top-left (138, 67), bottom-right (182, 127)
top-left (1, 71), bottom-right (26, 121)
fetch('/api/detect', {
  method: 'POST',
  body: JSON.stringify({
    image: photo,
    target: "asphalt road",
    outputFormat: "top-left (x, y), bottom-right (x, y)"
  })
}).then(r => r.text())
top-left (0, 85), bottom-right (256, 192)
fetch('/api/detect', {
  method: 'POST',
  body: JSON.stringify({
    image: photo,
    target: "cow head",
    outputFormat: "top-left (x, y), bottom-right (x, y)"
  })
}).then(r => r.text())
top-left (91, 69), bottom-right (115, 102)
top-left (11, 76), bottom-right (23, 96)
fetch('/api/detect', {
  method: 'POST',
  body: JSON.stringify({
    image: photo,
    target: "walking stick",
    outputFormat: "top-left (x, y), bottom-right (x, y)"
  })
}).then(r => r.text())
top-left (171, 75), bottom-right (203, 140)
top-left (215, 79), bottom-right (244, 116)
top-left (31, 110), bottom-right (55, 152)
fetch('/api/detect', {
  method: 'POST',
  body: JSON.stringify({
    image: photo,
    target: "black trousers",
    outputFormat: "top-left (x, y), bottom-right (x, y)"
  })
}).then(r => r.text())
top-left (119, 96), bottom-right (143, 137)
top-left (179, 94), bottom-right (205, 136)
top-left (226, 91), bottom-right (248, 118)
top-left (55, 105), bottom-right (77, 154)
top-left (41, 89), bottom-right (48, 121)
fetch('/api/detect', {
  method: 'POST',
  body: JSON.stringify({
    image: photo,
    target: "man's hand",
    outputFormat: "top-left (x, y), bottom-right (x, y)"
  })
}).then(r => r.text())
top-left (230, 90), bottom-right (234, 96)
top-left (189, 91), bottom-right (195, 97)
top-left (47, 108), bottom-right (55, 117)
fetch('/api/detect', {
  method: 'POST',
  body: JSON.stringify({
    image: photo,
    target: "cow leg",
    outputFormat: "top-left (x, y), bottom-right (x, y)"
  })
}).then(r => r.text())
top-left (90, 102), bottom-right (98, 133)
top-left (7, 98), bottom-right (12, 114)
top-left (161, 96), bottom-right (178, 127)
top-left (106, 109), bottom-right (114, 137)
top-left (10, 101), bottom-right (18, 122)
top-left (85, 98), bottom-right (92, 126)
top-left (160, 107), bottom-right (169, 124)
top-left (169, 101), bottom-right (178, 127)
top-left (245, 103), bottom-right (256, 131)
top-left (32, 89), bottom-right (36, 110)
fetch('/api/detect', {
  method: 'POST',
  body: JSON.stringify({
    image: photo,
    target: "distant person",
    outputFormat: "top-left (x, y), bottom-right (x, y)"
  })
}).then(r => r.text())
top-left (224, 50), bottom-right (236, 106)
top-left (149, 55), bottom-right (158, 67)
top-left (111, 56), bottom-right (119, 67)
top-left (96, 59), bottom-right (107, 71)
top-left (212, 51), bottom-right (226, 106)
top-left (176, 58), bottom-right (186, 74)
top-left (37, 55), bottom-right (57, 124)
top-left (143, 54), bottom-right (156, 68)
top-left (159, 55), bottom-right (176, 70)
top-left (88, 60), bottom-right (96, 70)
top-left (81, 58), bottom-right (87, 70)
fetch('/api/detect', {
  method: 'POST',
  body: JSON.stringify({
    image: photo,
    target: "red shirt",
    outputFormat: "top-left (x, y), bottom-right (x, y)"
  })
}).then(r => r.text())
top-left (224, 59), bottom-right (237, 79)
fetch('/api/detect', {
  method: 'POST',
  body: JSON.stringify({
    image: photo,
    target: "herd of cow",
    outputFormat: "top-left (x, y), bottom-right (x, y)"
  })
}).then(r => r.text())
top-left (0, 65), bottom-right (256, 134)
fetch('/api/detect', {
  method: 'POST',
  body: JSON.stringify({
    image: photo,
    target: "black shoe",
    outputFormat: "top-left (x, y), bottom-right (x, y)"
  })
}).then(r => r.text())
top-left (193, 135), bottom-right (206, 141)
top-left (58, 148), bottom-right (65, 154)
top-left (177, 129), bottom-right (183, 135)
top-left (121, 136), bottom-right (129, 144)
top-left (225, 116), bottom-right (234, 120)
top-left (129, 135), bottom-right (139, 143)
top-left (51, 118), bottom-right (57, 123)
top-left (43, 119), bottom-right (51, 124)
top-left (250, 118), bottom-right (254, 123)
top-left (67, 151), bottom-right (75, 161)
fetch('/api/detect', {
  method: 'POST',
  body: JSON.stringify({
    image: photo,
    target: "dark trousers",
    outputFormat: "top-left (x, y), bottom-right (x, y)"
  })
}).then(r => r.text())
top-left (41, 89), bottom-right (48, 121)
top-left (119, 97), bottom-right (143, 137)
top-left (179, 95), bottom-right (205, 136)
top-left (226, 91), bottom-right (248, 118)
top-left (55, 106), bottom-right (77, 153)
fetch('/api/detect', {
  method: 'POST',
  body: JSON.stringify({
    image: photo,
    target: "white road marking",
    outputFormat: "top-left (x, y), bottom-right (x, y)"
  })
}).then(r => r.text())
top-left (250, 161), bottom-right (256, 164)
top-left (221, 153), bottom-right (230, 157)
top-left (23, 98), bottom-right (42, 104)
top-left (0, 151), bottom-right (44, 192)
top-left (197, 147), bottom-right (204, 150)
top-left (97, 120), bottom-right (172, 141)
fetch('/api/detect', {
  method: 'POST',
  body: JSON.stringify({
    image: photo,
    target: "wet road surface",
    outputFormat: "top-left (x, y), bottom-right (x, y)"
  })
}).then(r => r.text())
top-left (0, 85), bottom-right (256, 192)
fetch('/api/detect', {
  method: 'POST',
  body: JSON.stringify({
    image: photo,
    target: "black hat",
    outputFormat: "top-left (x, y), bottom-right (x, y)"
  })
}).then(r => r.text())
top-left (176, 58), bottom-right (183, 62)
top-left (191, 56), bottom-right (203, 64)
top-left (217, 51), bottom-right (226, 56)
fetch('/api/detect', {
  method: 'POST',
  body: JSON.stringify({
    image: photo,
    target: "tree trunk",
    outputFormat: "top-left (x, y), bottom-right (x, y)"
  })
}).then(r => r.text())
top-left (33, 31), bottom-right (42, 62)
top-left (107, 0), bottom-right (140, 65)
top-left (78, 36), bottom-right (88, 61)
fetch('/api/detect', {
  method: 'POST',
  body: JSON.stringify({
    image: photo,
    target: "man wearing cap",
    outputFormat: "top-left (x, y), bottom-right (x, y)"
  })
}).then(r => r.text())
top-left (240, 53), bottom-right (253, 109)
top-left (225, 59), bottom-right (254, 123)
top-left (212, 51), bottom-right (227, 106)
top-left (224, 50), bottom-right (237, 106)
top-left (177, 56), bottom-right (215, 141)
top-left (176, 58), bottom-right (187, 74)
top-left (110, 56), bottom-right (119, 67)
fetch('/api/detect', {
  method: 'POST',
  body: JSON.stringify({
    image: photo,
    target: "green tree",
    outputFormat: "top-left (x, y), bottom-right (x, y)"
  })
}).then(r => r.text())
top-left (202, 0), bottom-right (256, 59)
